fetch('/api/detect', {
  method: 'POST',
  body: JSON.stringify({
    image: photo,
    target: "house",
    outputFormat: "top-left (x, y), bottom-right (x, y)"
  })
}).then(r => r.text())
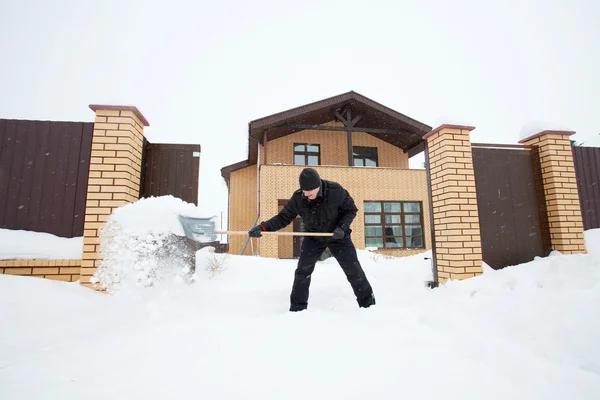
top-left (221, 91), bottom-right (434, 259)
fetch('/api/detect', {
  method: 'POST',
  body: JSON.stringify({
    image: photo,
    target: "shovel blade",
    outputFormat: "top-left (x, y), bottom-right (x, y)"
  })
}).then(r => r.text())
top-left (178, 214), bottom-right (218, 243)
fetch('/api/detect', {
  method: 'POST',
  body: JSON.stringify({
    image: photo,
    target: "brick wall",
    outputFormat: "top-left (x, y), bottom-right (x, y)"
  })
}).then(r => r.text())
top-left (520, 131), bottom-right (586, 254)
top-left (0, 260), bottom-right (81, 281)
top-left (425, 125), bottom-right (483, 282)
top-left (81, 105), bottom-right (149, 289)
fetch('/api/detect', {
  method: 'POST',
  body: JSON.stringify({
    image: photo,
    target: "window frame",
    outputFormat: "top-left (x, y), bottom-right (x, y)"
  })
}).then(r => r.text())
top-left (293, 143), bottom-right (321, 166)
top-left (353, 146), bottom-right (378, 167)
top-left (363, 200), bottom-right (425, 249)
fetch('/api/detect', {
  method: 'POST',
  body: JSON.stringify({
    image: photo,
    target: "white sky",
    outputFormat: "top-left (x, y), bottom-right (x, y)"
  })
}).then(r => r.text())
top-left (1, 0), bottom-right (599, 227)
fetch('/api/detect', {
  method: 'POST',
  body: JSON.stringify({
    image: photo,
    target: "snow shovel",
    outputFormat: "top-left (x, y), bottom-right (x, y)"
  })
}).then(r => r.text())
top-left (177, 215), bottom-right (333, 243)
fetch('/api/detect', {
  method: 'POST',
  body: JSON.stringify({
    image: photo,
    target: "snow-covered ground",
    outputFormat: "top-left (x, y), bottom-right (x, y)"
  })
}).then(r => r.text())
top-left (0, 229), bottom-right (82, 260)
top-left (1, 197), bottom-right (600, 399)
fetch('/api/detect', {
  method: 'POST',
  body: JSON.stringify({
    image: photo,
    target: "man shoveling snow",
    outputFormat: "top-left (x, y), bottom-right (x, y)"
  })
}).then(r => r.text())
top-left (248, 167), bottom-right (376, 311)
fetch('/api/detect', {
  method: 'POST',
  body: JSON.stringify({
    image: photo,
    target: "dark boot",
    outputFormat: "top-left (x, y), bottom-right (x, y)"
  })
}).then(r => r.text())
top-left (358, 293), bottom-right (376, 308)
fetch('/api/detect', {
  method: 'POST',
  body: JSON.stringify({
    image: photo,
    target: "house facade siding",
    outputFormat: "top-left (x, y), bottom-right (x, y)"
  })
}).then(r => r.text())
top-left (260, 121), bottom-right (409, 169)
top-left (257, 165), bottom-right (431, 258)
top-left (227, 124), bottom-right (430, 258)
top-left (228, 164), bottom-right (258, 255)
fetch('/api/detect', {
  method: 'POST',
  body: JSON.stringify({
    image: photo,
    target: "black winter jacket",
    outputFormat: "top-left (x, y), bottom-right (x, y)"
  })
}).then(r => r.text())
top-left (260, 179), bottom-right (357, 236)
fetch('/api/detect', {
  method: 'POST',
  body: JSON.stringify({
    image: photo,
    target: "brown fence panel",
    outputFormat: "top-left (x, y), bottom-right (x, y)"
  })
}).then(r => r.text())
top-left (573, 145), bottom-right (600, 230)
top-left (0, 119), bottom-right (93, 238)
top-left (472, 147), bottom-right (550, 269)
top-left (140, 143), bottom-right (200, 205)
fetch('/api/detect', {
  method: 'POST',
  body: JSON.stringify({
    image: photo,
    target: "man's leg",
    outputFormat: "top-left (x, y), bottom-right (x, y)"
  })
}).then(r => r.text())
top-left (328, 236), bottom-right (376, 308)
top-left (290, 237), bottom-right (327, 311)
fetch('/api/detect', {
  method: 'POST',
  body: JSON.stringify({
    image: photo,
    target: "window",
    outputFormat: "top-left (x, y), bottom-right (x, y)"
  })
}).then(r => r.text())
top-left (353, 146), bottom-right (378, 167)
top-left (294, 144), bottom-right (320, 166)
top-left (363, 201), bottom-right (425, 249)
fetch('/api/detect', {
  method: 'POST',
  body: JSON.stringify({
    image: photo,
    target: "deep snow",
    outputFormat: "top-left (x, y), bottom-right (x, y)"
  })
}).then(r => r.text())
top-left (1, 196), bottom-right (599, 399)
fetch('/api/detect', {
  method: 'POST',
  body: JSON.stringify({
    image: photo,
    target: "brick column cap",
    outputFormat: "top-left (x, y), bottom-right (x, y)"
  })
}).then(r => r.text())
top-left (423, 124), bottom-right (476, 141)
top-left (89, 104), bottom-right (150, 127)
top-left (518, 129), bottom-right (575, 144)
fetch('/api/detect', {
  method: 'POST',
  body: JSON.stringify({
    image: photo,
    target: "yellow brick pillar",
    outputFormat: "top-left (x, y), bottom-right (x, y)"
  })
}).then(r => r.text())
top-left (80, 105), bottom-right (149, 289)
top-left (424, 124), bottom-right (483, 283)
top-left (519, 130), bottom-right (586, 254)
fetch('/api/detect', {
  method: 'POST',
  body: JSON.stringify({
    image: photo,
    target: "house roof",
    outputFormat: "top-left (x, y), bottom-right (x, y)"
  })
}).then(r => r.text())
top-left (221, 91), bottom-right (432, 182)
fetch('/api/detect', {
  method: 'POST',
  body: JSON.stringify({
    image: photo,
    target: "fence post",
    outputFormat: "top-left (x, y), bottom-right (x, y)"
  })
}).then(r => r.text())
top-left (424, 124), bottom-right (483, 284)
top-left (80, 105), bottom-right (149, 289)
top-left (519, 130), bottom-right (586, 254)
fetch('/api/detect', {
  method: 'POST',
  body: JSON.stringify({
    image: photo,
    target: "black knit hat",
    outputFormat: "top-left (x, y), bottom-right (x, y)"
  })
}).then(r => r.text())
top-left (299, 168), bottom-right (321, 190)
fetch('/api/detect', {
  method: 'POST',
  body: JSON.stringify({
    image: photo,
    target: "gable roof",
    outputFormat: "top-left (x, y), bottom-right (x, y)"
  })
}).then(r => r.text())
top-left (222, 91), bottom-right (432, 182)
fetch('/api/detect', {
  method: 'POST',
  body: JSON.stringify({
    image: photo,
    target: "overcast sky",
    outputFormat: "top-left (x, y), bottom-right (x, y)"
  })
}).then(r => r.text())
top-left (1, 0), bottom-right (599, 228)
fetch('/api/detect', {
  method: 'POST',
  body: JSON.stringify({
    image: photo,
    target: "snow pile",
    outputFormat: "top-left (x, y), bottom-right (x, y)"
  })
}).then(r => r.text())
top-left (92, 196), bottom-right (207, 293)
top-left (519, 121), bottom-right (574, 141)
top-left (0, 228), bottom-right (83, 260)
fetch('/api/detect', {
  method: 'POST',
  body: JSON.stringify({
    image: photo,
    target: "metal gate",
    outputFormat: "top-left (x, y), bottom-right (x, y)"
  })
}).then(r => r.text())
top-left (471, 144), bottom-right (551, 269)
top-left (140, 142), bottom-right (201, 205)
top-left (573, 145), bottom-right (600, 230)
top-left (0, 119), bottom-right (93, 237)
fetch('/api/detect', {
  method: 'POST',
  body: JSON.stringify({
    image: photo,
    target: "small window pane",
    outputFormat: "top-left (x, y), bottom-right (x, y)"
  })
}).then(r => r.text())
top-left (404, 202), bottom-right (421, 213)
top-left (366, 237), bottom-right (383, 248)
top-left (365, 158), bottom-right (377, 167)
top-left (365, 215), bottom-right (381, 224)
top-left (364, 202), bottom-right (381, 212)
top-left (405, 225), bottom-right (423, 236)
top-left (405, 214), bottom-right (421, 223)
top-left (354, 159), bottom-right (364, 166)
top-left (385, 215), bottom-right (401, 224)
top-left (365, 226), bottom-right (383, 236)
top-left (307, 155), bottom-right (319, 166)
top-left (354, 147), bottom-right (376, 157)
top-left (294, 144), bottom-right (305, 152)
top-left (384, 202), bottom-right (401, 212)
top-left (307, 144), bottom-right (319, 152)
top-left (406, 236), bottom-right (423, 247)
top-left (385, 226), bottom-right (403, 236)
top-left (385, 237), bottom-right (404, 248)
top-left (294, 155), bottom-right (305, 165)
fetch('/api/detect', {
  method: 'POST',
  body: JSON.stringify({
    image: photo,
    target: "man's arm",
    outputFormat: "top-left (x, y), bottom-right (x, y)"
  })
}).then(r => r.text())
top-left (259, 196), bottom-right (299, 232)
top-left (337, 189), bottom-right (358, 232)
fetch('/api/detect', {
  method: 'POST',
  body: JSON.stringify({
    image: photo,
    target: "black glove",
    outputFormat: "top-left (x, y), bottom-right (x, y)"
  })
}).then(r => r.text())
top-left (332, 226), bottom-right (345, 240)
top-left (248, 225), bottom-right (264, 238)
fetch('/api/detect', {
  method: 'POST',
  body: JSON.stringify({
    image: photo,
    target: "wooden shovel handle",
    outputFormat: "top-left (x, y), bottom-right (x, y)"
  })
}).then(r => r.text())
top-left (215, 230), bottom-right (333, 237)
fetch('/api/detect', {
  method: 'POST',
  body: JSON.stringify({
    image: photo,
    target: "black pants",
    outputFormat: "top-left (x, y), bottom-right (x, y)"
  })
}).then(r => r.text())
top-left (290, 235), bottom-right (375, 311)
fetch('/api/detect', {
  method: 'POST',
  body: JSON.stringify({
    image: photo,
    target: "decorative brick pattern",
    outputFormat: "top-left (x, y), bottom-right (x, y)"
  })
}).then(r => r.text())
top-left (520, 131), bottom-right (586, 254)
top-left (0, 260), bottom-right (82, 282)
top-left (424, 125), bottom-right (483, 282)
top-left (81, 106), bottom-right (149, 289)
